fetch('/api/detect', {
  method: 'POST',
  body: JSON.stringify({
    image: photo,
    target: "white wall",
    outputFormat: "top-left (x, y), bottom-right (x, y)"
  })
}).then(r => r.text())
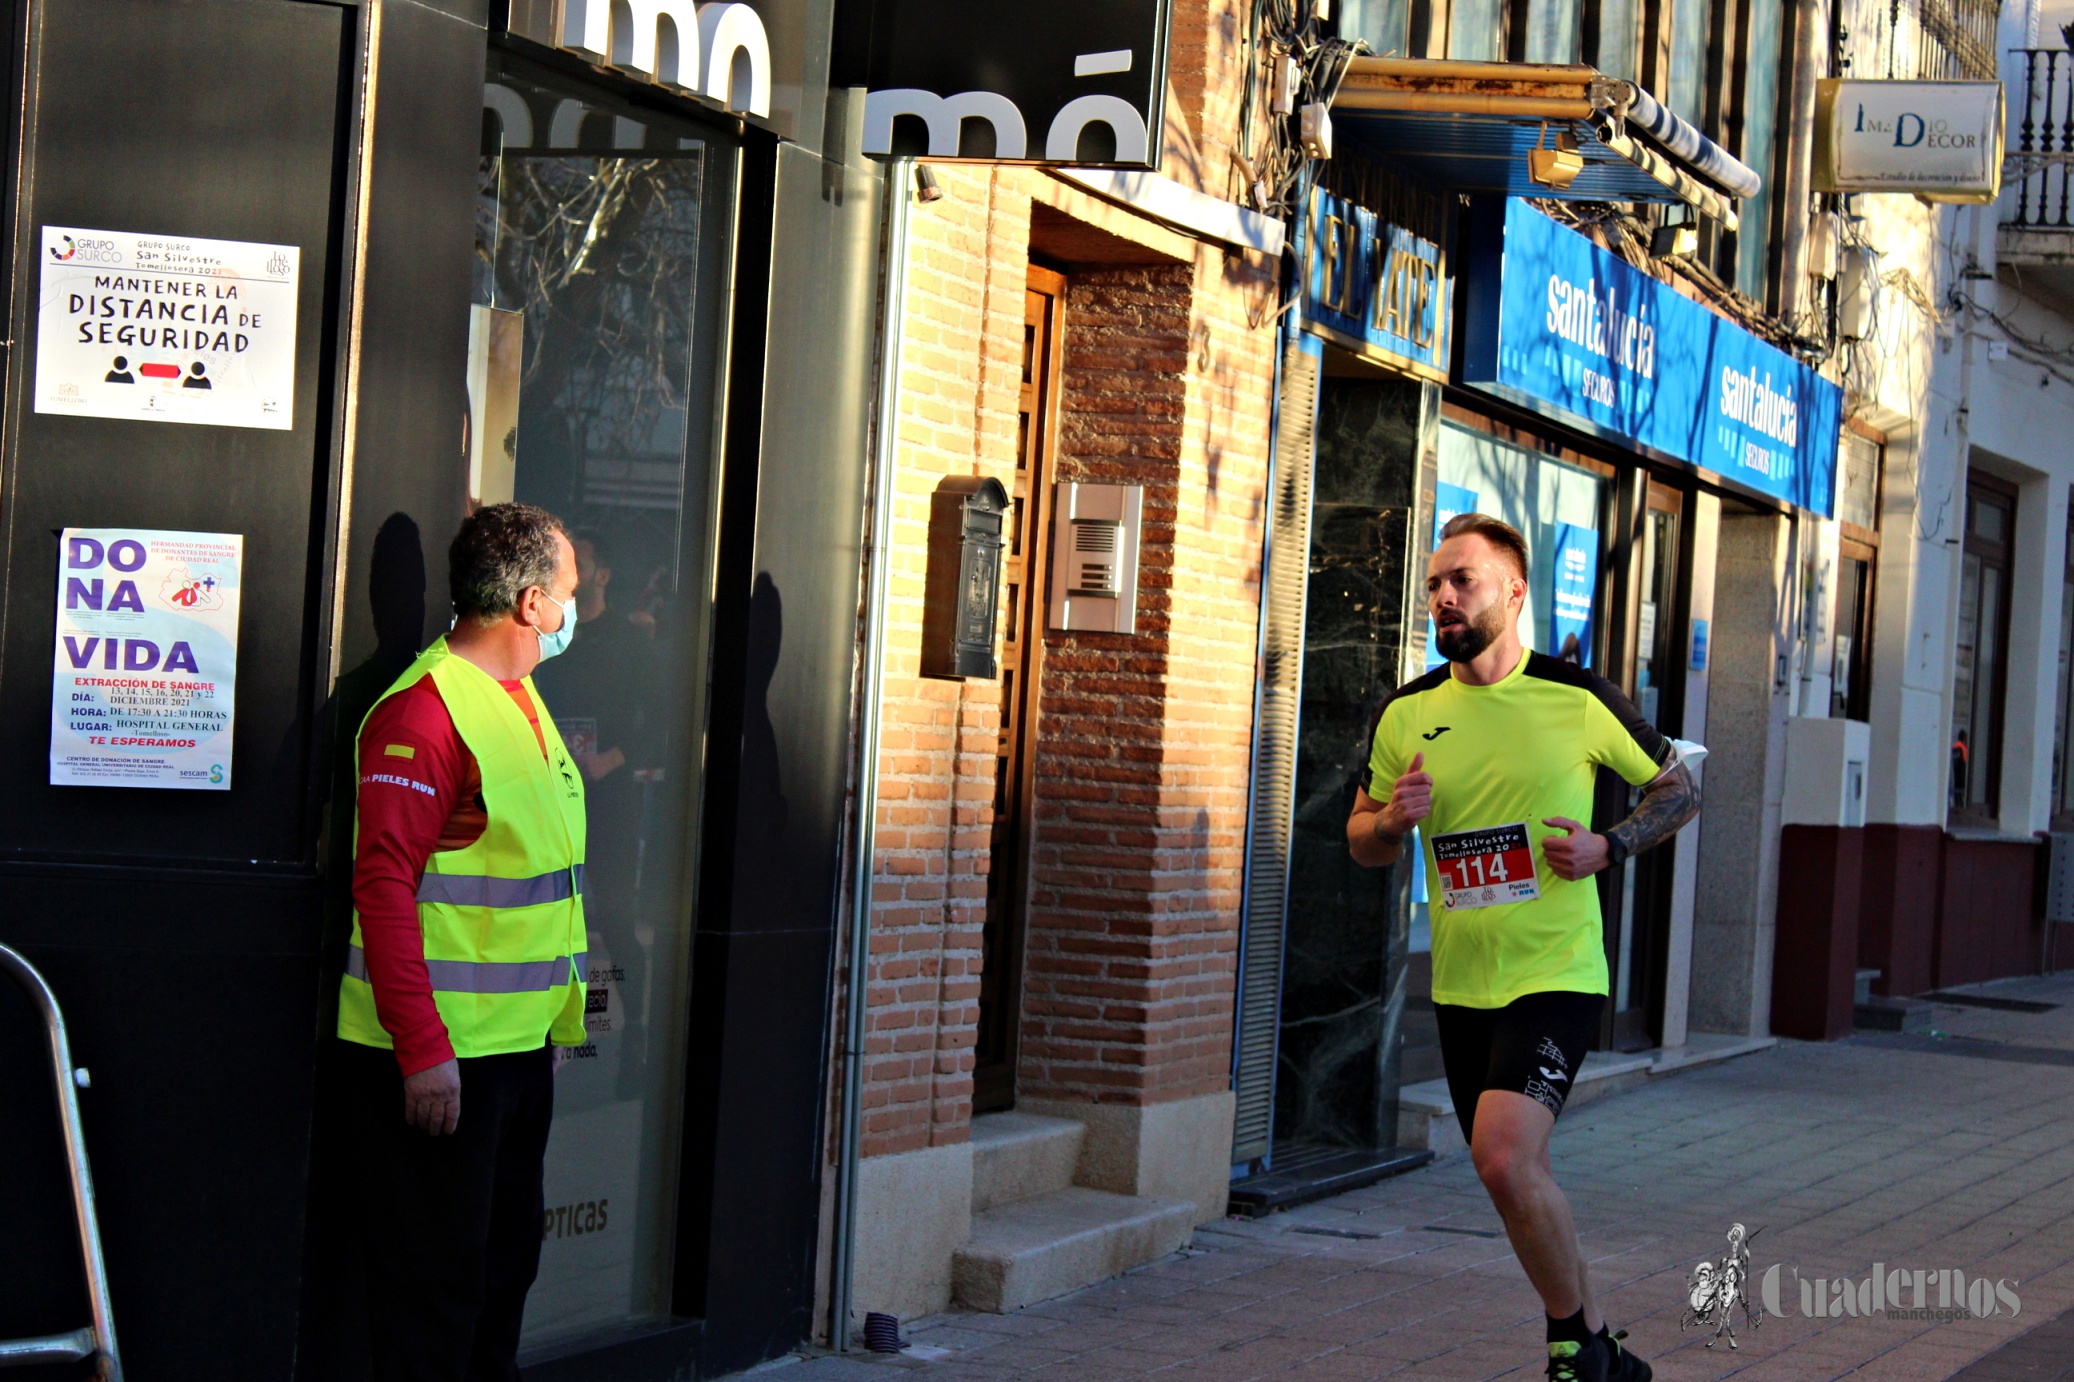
top-left (1957, 209), bottom-right (2074, 833)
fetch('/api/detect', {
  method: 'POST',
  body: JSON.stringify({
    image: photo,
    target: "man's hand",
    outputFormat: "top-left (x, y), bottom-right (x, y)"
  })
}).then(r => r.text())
top-left (403, 1058), bottom-right (461, 1135)
top-left (1377, 752), bottom-right (1433, 839)
top-left (1541, 817), bottom-right (1611, 881)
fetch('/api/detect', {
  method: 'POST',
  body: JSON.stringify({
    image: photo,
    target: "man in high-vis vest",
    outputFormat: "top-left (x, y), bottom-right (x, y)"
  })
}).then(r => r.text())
top-left (339, 502), bottom-right (586, 1380)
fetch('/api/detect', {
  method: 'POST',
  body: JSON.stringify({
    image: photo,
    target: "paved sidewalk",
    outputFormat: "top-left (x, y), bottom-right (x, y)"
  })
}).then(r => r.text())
top-left (786, 973), bottom-right (2074, 1382)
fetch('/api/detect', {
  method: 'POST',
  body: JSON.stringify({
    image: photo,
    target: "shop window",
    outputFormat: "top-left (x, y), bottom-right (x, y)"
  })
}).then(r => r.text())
top-left (1832, 430), bottom-right (1881, 721)
top-left (1593, 0), bottom-right (1641, 76)
top-left (1448, 0), bottom-right (1506, 58)
top-left (1443, 0), bottom-right (1581, 60)
top-left (1435, 422), bottom-right (1607, 667)
top-left (1951, 476), bottom-right (2016, 828)
top-left (1735, 0), bottom-right (1784, 300)
top-left (1338, 0), bottom-right (1412, 55)
top-left (1509, 0), bottom-right (1582, 61)
top-left (477, 52), bottom-right (734, 1345)
top-left (1666, 0), bottom-right (1710, 126)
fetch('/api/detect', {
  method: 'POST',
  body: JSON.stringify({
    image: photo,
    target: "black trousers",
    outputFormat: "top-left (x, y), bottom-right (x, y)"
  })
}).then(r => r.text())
top-left (342, 1040), bottom-right (554, 1382)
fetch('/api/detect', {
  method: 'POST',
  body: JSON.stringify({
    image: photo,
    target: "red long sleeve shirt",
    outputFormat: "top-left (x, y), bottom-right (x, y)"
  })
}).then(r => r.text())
top-left (353, 672), bottom-right (546, 1077)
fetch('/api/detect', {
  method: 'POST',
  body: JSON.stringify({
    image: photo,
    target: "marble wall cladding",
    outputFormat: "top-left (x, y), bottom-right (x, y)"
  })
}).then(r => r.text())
top-left (1275, 372), bottom-right (1423, 1151)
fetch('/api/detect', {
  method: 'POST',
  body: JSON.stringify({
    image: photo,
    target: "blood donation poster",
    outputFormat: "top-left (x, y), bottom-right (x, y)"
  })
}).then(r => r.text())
top-left (33, 226), bottom-right (299, 430)
top-left (50, 528), bottom-right (242, 790)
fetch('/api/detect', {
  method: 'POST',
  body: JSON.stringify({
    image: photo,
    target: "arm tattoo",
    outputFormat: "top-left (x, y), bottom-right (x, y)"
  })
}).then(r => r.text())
top-left (1603, 759), bottom-right (1700, 867)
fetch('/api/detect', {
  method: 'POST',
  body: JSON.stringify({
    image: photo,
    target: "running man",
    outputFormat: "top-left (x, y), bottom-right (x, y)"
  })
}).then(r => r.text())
top-left (1348, 512), bottom-right (1699, 1382)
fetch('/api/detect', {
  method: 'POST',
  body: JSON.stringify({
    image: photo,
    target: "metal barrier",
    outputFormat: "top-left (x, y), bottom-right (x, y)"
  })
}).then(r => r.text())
top-left (0, 945), bottom-right (122, 1380)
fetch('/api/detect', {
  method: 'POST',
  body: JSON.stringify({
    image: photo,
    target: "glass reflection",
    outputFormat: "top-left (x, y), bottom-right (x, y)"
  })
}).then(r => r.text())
top-left (476, 58), bottom-right (726, 1345)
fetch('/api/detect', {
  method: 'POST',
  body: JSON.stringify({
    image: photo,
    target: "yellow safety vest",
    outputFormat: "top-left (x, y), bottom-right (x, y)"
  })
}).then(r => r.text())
top-left (337, 637), bottom-right (588, 1058)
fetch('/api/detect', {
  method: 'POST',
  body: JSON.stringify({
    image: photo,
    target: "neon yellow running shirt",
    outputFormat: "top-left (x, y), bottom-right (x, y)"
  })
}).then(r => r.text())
top-left (1365, 651), bottom-right (1671, 1009)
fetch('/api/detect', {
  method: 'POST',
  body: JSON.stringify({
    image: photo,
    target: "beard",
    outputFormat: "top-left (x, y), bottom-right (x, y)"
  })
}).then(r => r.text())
top-left (1434, 601), bottom-right (1507, 663)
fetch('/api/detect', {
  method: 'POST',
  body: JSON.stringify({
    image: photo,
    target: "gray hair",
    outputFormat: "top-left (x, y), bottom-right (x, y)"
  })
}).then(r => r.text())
top-left (449, 502), bottom-right (566, 625)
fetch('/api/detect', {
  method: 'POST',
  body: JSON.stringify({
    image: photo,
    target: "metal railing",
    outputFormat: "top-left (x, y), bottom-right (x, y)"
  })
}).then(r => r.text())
top-left (2008, 49), bottom-right (2074, 227)
top-left (1842, 0), bottom-right (2002, 82)
top-left (0, 945), bottom-right (121, 1380)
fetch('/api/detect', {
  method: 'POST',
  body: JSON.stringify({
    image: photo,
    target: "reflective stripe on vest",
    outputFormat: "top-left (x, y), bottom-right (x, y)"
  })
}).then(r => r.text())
top-left (416, 864), bottom-right (587, 909)
top-left (346, 945), bottom-right (588, 995)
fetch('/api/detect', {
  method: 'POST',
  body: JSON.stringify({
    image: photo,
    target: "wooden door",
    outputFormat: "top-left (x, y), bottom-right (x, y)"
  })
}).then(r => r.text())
top-left (973, 266), bottom-right (1065, 1112)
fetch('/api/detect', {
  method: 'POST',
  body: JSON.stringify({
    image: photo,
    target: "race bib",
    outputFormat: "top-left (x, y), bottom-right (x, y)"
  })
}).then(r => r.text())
top-left (1430, 822), bottom-right (1542, 910)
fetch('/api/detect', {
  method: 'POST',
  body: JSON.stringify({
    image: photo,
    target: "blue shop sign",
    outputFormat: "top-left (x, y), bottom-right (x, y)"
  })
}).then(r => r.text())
top-left (1461, 200), bottom-right (1842, 517)
top-left (1302, 187), bottom-right (1451, 383)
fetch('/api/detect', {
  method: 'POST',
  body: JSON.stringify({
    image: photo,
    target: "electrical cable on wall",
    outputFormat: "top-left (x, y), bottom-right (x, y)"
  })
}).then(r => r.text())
top-left (1237, 0), bottom-right (1364, 223)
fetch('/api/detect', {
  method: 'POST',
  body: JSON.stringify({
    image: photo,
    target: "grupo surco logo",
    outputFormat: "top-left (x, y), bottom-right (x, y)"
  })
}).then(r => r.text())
top-left (50, 234), bottom-right (123, 266)
top-left (1681, 1223), bottom-right (2024, 1345)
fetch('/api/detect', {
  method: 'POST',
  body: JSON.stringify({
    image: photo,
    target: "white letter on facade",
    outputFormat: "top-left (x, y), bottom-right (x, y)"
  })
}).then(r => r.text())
top-left (698, 3), bottom-right (772, 117)
top-left (862, 90), bottom-right (1029, 159)
top-left (614, 0), bottom-right (700, 90)
top-left (1044, 95), bottom-right (1149, 164)
top-left (483, 83), bottom-right (535, 150)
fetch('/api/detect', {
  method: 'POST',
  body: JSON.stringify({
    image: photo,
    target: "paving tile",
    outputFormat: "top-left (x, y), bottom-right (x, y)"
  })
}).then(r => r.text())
top-left (786, 977), bottom-right (2074, 1382)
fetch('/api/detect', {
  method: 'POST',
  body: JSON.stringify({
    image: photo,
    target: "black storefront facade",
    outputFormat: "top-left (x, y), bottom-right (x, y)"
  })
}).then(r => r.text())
top-left (0, 1), bottom-right (884, 1378)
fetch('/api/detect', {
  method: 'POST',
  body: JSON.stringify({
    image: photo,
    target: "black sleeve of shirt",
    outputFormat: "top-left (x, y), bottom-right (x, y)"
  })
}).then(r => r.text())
top-left (1356, 663), bottom-right (1454, 795)
top-left (1522, 652), bottom-right (1674, 769)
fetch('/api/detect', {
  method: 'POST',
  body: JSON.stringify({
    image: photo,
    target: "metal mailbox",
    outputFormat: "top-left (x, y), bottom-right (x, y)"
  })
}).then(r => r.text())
top-left (922, 475), bottom-right (1009, 679)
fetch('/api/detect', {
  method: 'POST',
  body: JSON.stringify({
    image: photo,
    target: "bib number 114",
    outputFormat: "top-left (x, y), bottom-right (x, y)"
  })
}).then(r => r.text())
top-left (1430, 822), bottom-right (1542, 910)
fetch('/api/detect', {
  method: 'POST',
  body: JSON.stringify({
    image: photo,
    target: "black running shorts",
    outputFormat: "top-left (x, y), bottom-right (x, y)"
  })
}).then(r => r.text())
top-left (1433, 990), bottom-right (1604, 1144)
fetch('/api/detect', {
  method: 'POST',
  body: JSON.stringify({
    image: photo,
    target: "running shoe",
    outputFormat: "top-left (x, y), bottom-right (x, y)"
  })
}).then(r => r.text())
top-left (1602, 1329), bottom-right (1652, 1382)
top-left (1546, 1334), bottom-right (1608, 1382)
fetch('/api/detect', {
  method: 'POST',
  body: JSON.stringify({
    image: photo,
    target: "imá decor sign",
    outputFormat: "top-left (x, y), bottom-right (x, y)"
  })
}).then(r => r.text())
top-left (834, 0), bottom-right (1172, 168)
top-left (1814, 79), bottom-right (2004, 203)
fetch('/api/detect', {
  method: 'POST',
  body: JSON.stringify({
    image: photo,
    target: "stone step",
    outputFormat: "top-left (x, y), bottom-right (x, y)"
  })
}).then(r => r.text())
top-left (1856, 995), bottom-right (1936, 1032)
top-left (952, 1187), bottom-right (1195, 1313)
top-left (969, 1111), bottom-right (1085, 1212)
top-left (1396, 1033), bottom-right (1778, 1155)
top-left (1856, 968), bottom-right (1882, 1005)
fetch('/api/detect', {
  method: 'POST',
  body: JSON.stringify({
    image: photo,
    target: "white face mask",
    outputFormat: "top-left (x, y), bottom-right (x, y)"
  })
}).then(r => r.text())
top-left (536, 591), bottom-right (577, 661)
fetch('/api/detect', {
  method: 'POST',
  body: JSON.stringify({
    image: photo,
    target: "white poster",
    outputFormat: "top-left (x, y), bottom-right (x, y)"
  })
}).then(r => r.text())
top-left (34, 226), bottom-right (299, 430)
top-left (50, 529), bottom-right (242, 791)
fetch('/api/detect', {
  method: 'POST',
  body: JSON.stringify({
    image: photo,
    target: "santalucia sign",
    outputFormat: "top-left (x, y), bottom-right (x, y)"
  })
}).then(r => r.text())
top-left (1460, 200), bottom-right (1844, 517)
top-left (1814, 79), bottom-right (2004, 203)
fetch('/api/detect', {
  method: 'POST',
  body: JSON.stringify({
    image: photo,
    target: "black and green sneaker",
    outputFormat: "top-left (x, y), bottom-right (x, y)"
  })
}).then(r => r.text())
top-left (1601, 1328), bottom-right (1653, 1382)
top-left (1546, 1334), bottom-right (1608, 1382)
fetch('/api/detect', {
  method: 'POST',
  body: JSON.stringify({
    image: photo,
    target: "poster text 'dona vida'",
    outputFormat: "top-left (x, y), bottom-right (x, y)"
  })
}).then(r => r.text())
top-left (34, 226), bottom-right (298, 430)
top-left (50, 528), bottom-right (243, 791)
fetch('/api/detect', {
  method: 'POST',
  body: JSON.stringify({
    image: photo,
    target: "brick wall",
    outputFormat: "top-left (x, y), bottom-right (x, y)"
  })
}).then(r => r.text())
top-left (848, 0), bottom-right (1279, 1158)
top-left (857, 164), bottom-right (1029, 1158)
top-left (1015, 252), bottom-right (1275, 1107)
